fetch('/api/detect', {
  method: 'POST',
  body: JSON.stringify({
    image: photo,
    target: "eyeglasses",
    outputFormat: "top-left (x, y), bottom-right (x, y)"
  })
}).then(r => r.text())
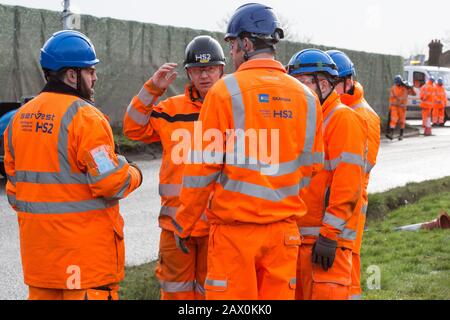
top-left (188, 66), bottom-right (221, 77)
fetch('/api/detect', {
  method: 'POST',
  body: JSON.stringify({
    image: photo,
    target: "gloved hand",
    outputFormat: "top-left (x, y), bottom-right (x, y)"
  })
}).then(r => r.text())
top-left (312, 235), bottom-right (338, 271)
top-left (174, 233), bottom-right (190, 254)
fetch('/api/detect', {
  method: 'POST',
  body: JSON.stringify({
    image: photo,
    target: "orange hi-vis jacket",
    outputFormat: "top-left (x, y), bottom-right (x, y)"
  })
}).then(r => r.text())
top-left (299, 90), bottom-right (368, 249)
top-left (389, 85), bottom-right (409, 108)
top-left (434, 85), bottom-right (447, 109)
top-left (123, 81), bottom-right (209, 237)
top-left (420, 81), bottom-right (436, 109)
top-left (340, 82), bottom-right (380, 254)
top-left (172, 59), bottom-right (324, 238)
top-left (4, 86), bottom-right (142, 289)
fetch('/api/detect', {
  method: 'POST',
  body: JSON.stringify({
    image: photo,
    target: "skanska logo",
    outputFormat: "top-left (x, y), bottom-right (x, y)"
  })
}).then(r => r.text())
top-left (259, 94), bottom-right (270, 103)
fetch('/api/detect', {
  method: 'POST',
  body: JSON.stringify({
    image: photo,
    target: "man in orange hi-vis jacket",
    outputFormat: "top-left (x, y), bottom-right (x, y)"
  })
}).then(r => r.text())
top-left (328, 50), bottom-right (380, 300)
top-left (3, 31), bottom-right (143, 300)
top-left (387, 75), bottom-right (411, 140)
top-left (287, 49), bottom-right (368, 300)
top-left (123, 35), bottom-right (226, 300)
top-left (420, 77), bottom-right (436, 132)
top-left (172, 3), bottom-right (324, 300)
top-left (433, 78), bottom-right (447, 126)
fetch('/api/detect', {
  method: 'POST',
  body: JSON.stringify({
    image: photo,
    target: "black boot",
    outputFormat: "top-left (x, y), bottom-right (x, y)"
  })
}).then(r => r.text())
top-left (399, 129), bottom-right (404, 141)
top-left (385, 127), bottom-right (394, 140)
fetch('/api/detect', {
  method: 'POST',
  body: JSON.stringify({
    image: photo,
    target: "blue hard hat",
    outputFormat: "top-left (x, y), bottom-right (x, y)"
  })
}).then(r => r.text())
top-left (326, 50), bottom-right (356, 78)
top-left (224, 3), bottom-right (284, 42)
top-left (429, 76), bottom-right (436, 83)
top-left (438, 77), bottom-right (444, 85)
top-left (40, 30), bottom-right (100, 71)
top-left (394, 75), bottom-right (403, 85)
top-left (287, 48), bottom-right (339, 77)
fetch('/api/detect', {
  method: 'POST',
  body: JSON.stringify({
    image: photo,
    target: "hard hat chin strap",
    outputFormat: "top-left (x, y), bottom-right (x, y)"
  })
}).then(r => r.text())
top-left (313, 74), bottom-right (335, 105)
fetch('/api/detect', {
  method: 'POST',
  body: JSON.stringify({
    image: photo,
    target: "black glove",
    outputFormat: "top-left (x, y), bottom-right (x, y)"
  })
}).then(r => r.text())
top-left (174, 233), bottom-right (190, 254)
top-left (312, 235), bottom-right (338, 271)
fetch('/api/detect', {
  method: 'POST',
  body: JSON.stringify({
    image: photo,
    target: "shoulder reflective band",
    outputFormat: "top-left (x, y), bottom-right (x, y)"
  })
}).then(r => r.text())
top-left (126, 103), bottom-right (151, 126)
top-left (323, 104), bottom-right (347, 133)
top-left (7, 120), bottom-right (15, 160)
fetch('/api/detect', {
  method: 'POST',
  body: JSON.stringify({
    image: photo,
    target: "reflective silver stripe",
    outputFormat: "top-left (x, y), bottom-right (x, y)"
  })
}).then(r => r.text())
top-left (126, 103), bottom-right (151, 126)
top-left (303, 85), bottom-right (318, 155)
top-left (205, 279), bottom-right (227, 288)
top-left (195, 282), bottom-right (205, 296)
top-left (300, 177), bottom-right (311, 189)
top-left (300, 226), bottom-right (356, 241)
top-left (159, 206), bottom-right (177, 219)
top-left (323, 104), bottom-right (347, 133)
top-left (290, 278), bottom-right (297, 286)
top-left (108, 175), bottom-right (131, 200)
top-left (324, 152), bottom-right (365, 171)
top-left (7, 121), bottom-right (15, 160)
top-left (350, 294), bottom-right (362, 300)
top-left (159, 184), bottom-right (182, 197)
top-left (15, 198), bottom-right (117, 214)
top-left (323, 212), bottom-right (346, 232)
top-left (365, 161), bottom-right (375, 174)
top-left (7, 194), bottom-right (17, 207)
top-left (159, 280), bottom-right (195, 293)
top-left (351, 103), bottom-right (366, 111)
top-left (183, 172), bottom-right (221, 188)
top-left (219, 173), bottom-right (300, 202)
top-left (137, 86), bottom-right (155, 106)
top-left (7, 175), bottom-right (16, 186)
top-left (15, 171), bottom-right (87, 184)
top-left (340, 228), bottom-right (357, 241)
top-left (58, 100), bottom-right (88, 175)
top-left (313, 152), bottom-right (325, 165)
top-left (224, 75), bottom-right (245, 130)
top-left (300, 227), bottom-right (320, 236)
top-left (362, 204), bottom-right (368, 216)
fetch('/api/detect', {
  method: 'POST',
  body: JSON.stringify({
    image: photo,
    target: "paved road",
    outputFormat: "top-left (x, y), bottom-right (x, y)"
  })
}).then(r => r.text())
top-left (1, 121), bottom-right (449, 299)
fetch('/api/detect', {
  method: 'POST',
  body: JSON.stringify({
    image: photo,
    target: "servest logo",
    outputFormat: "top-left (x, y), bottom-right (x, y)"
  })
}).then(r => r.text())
top-left (259, 94), bottom-right (270, 103)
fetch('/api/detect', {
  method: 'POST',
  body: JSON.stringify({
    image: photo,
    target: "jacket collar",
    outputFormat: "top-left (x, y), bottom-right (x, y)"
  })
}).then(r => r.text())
top-left (340, 81), bottom-right (364, 106)
top-left (184, 84), bottom-right (203, 108)
top-left (322, 90), bottom-right (342, 114)
top-left (42, 80), bottom-right (94, 105)
top-left (237, 58), bottom-right (287, 73)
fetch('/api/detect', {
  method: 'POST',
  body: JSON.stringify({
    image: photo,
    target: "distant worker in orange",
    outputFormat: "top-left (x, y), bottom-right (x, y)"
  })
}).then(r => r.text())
top-left (172, 3), bottom-right (324, 300)
top-left (123, 35), bottom-right (226, 300)
top-left (420, 76), bottom-right (436, 135)
top-left (327, 50), bottom-right (380, 300)
top-left (3, 30), bottom-right (143, 300)
top-left (386, 75), bottom-right (411, 140)
top-left (433, 78), bottom-right (447, 127)
top-left (287, 49), bottom-right (368, 300)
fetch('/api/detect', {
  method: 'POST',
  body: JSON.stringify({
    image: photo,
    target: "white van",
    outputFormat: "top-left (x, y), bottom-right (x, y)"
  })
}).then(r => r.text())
top-left (403, 65), bottom-right (450, 122)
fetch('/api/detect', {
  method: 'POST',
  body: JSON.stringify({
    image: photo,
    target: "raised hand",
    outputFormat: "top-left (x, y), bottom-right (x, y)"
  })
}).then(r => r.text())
top-left (151, 63), bottom-right (178, 90)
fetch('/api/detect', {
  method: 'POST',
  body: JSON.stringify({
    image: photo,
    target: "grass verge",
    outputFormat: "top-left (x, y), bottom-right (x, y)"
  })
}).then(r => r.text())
top-left (120, 179), bottom-right (450, 300)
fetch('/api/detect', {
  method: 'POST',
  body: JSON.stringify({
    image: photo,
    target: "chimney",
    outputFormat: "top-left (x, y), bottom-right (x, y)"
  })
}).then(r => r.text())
top-left (428, 39), bottom-right (443, 67)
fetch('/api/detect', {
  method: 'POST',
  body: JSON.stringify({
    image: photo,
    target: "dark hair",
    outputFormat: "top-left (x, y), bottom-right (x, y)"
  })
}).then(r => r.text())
top-left (43, 67), bottom-right (76, 82)
top-left (240, 32), bottom-right (276, 53)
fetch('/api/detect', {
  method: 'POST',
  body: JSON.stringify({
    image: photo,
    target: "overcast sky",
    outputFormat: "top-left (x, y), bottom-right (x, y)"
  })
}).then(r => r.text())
top-left (1, 0), bottom-right (449, 57)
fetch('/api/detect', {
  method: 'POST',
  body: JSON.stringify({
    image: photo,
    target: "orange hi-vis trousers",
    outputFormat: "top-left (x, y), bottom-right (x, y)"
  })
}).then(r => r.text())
top-left (389, 106), bottom-right (406, 129)
top-left (204, 220), bottom-right (300, 300)
top-left (296, 244), bottom-right (352, 300)
top-left (432, 107), bottom-right (445, 125)
top-left (28, 284), bottom-right (119, 300)
top-left (422, 108), bottom-right (432, 128)
top-left (156, 229), bottom-right (208, 300)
